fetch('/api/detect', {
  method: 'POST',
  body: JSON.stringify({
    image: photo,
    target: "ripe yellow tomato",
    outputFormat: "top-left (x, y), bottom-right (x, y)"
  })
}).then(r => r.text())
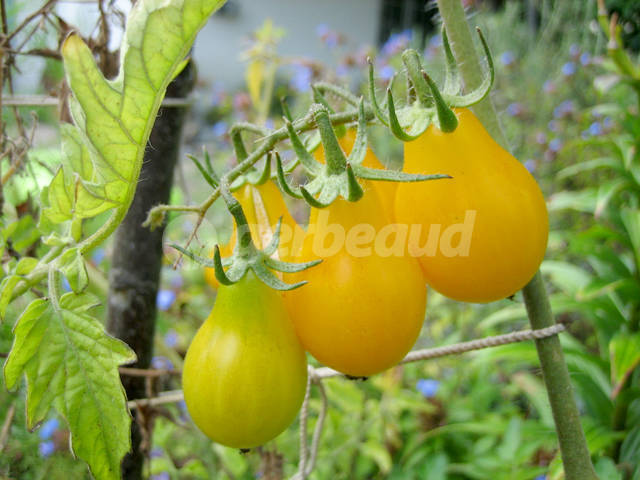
top-left (394, 108), bottom-right (548, 303)
top-left (183, 272), bottom-right (307, 448)
top-left (314, 128), bottom-right (397, 221)
top-left (205, 180), bottom-right (304, 287)
top-left (285, 189), bottom-right (427, 376)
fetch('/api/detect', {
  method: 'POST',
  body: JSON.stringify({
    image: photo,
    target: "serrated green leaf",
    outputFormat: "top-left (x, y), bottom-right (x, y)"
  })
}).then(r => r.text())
top-left (610, 332), bottom-right (640, 392)
top-left (58, 248), bottom-right (89, 293)
top-left (4, 293), bottom-right (136, 480)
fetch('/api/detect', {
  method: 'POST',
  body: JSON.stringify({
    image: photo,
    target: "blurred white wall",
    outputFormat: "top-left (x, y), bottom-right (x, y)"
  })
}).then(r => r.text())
top-left (193, 0), bottom-right (383, 88)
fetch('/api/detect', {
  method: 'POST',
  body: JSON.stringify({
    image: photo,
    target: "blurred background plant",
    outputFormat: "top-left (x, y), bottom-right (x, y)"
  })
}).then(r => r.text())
top-left (1, 0), bottom-right (640, 479)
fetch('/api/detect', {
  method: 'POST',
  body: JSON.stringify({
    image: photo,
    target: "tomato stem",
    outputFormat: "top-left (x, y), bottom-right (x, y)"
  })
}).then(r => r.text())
top-left (437, 1), bottom-right (598, 478)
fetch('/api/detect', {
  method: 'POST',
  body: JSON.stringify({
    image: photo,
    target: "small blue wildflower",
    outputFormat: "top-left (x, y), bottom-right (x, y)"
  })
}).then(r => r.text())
top-left (549, 138), bottom-right (563, 152)
top-left (151, 356), bottom-right (174, 370)
top-left (91, 248), bottom-right (106, 265)
top-left (543, 80), bottom-right (556, 93)
top-left (579, 52), bottom-right (591, 66)
top-left (534, 475), bottom-right (547, 480)
top-left (336, 64), bottom-right (349, 77)
top-left (379, 64), bottom-right (395, 81)
top-left (324, 32), bottom-right (339, 48)
top-left (535, 132), bottom-right (547, 145)
top-left (569, 43), bottom-right (580, 57)
top-left (164, 329), bottom-right (179, 348)
top-left (500, 51), bottom-right (515, 66)
top-left (289, 64), bottom-right (312, 93)
top-left (603, 116), bottom-right (613, 129)
top-left (416, 379), bottom-right (440, 398)
top-left (428, 34), bottom-right (442, 47)
top-left (264, 118), bottom-right (275, 130)
top-left (156, 290), bottom-right (176, 311)
top-left (561, 62), bottom-right (576, 76)
top-left (39, 441), bottom-right (55, 458)
top-left (588, 121), bottom-right (603, 136)
top-left (39, 418), bottom-right (59, 440)
top-left (150, 473), bottom-right (170, 480)
top-left (547, 120), bottom-right (560, 132)
top-left (553, 100), bottom-right (574, 119)
top-left (315, 24), bottom-right (329, 37)
top-left (169, 275), bottom-right (183, 289)
top-left (506, 102), bottom-right (523, 117)
top-left (381, 30), bottom-right (412, 57)
top-left (212, 121), bottom-right (227, 138)
top-left (524, 159), bottom-right (537, 173)
top-left (150, 447), bottom-right (164, 458)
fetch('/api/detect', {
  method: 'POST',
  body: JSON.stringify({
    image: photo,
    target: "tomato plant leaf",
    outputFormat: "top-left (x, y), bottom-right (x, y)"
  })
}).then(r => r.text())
top-left (3, 0), bottom-right (228, 478)
top-left (4, 293), bottom-right (136, 480)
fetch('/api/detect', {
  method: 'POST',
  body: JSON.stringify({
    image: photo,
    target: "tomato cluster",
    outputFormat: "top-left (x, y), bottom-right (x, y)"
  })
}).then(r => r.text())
top-left (187, 107), bottom-right (548, 448)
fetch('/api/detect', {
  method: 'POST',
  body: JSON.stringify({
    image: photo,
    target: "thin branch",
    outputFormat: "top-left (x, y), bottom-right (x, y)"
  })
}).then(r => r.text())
top-left (1, 94), bottom-right (193, 107)
top-left (119, 367), bottom-right (181, 378)
top-left (0, 403), bottom-right (16, 453)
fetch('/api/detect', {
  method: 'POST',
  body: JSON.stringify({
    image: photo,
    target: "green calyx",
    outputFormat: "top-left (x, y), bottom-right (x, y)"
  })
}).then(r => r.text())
top-left (276, 99), bottom-right (449, 208)
top-left (369, 26), bottom-right (494, 139)
top-left (171, 178), bottom-right (320, 291)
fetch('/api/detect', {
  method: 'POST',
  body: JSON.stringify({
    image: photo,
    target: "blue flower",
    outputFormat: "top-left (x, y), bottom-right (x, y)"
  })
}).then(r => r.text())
top-left (381, 30), bottom-right (412, 57)
top-left (561, 62), bottom-right (576, 76)
top-left (524, 160), bottom-right (537, 173)
top-left (324, 32), bottom-right (339, 48)
top-left (169, 275), bottom-right (183, 289)
top-left (588, 121), bottom-right (603, 136)
top-left (548, 138), bottom-right (563, 152)
top-left (336, 64), bottom-right (349, 77)
top-left (150, 447), bottom-right (164, 458)
top-left (156, 290), bottom-right (176, 311)
top-left (39, 441), bottom-right (55, 458)
top-left (416, 379), bottom-right (440, 398)
top-left (151, 356), bottom-right (174, 370)
top-left (264, 118), bottom-right (275, 130)
top-left (164, 329), bottom-right (179, 348)
top-left (428, 34), bottom-right (442, 47)
top-left (151, 473), bottom-right (170, 480)
top-left (500, 51), bottom-right (515, 66)
top-left (506, 102), bottom-right (523, 117)
top-left (289, 64), bottom-right (312, 93)
top-left (378, 64), bottom-right (395, 81)
top-left (535, 132), bottom-right (547, 145)
top-left (553, 100), bottom-right (574, 119)
top-left (543, 80), bottom-right (556, 93)
top-left (91, 248), bottom-right (106, 265)
top-left (212, 121), bottom-right (227, 138)
top-left (534, 475), bottom-right (547, 480)
top-left (603, 116), bottom-right (613, 129)
top-left (580, 52), bottom-right (591, 66)
top-left (39, 418), bottom-right (59, 440)
top-left (547, 120), bottom-right (560, 132)
top-left (569, 43), bottom-right (580, 57)
top-left (315, 24), bottom-right (329, 37)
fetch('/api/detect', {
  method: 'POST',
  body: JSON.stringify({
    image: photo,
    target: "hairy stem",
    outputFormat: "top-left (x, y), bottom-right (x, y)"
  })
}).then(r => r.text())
top-left (436, 1), bottom-right (597, 478)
